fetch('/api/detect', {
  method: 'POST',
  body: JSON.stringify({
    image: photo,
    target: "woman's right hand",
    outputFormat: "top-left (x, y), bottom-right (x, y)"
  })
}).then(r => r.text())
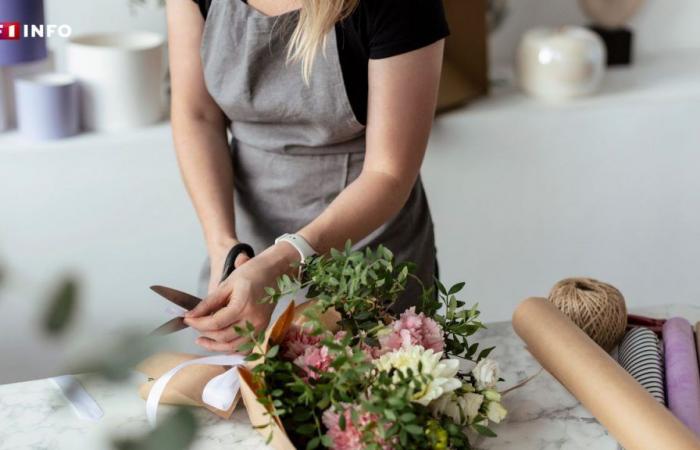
top-left (207, 239), bottom-right (251, 293)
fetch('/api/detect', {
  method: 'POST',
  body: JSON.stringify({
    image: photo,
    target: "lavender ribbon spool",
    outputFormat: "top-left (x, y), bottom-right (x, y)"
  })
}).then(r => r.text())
top-left (0, 0), bottom-right (48, 66)
top-left (14, 73), bottom-right (80, 140)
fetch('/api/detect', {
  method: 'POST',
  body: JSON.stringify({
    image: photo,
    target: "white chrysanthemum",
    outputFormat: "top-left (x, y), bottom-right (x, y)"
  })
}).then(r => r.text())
top-left (430, 392), bottom-right (484, 425)
top-left (374, 344), bottom-right (461, 406)
top-left (486, 400), bottom-right (508, 423)
top-left (472, 358), bottom-right (500, 390)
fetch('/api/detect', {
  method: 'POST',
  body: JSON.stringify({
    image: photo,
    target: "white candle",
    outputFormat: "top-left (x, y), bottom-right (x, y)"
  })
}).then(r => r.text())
top-left (517, 26), bottom-right (606, 102)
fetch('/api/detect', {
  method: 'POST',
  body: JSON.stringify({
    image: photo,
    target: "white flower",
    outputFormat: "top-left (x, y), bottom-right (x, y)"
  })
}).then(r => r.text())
top-left (472, 358), bottom-right (500, 390)
top-left (483, 389), bottom-right (501, 402)
top-left (486, 401), bottom-right (508, 423)
top-left (374, 344), bottom-right (461, 406)
top-left (431, 392), bottom-right (484, 425)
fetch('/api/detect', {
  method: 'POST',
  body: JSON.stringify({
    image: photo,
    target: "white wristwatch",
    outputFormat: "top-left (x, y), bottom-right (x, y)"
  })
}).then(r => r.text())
top-left (274, 233), bottom-right (317, 264)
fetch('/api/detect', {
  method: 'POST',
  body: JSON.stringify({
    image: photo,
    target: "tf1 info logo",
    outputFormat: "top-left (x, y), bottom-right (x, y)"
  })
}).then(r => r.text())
top-left (0, 22), bottom-right (72, 40)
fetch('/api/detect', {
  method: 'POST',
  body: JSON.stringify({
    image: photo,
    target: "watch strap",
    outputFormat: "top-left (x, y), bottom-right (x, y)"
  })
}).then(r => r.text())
top-left (274, 233), bottom-right (316, 264)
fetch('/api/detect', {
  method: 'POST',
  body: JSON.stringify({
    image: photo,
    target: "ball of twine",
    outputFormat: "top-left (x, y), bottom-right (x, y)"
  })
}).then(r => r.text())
top-left (548, 277), bottom-right (627, 351)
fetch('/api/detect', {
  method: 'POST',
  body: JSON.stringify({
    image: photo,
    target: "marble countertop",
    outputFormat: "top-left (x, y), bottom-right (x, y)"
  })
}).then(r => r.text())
top-left (2, 304), bottom-right (698, 450)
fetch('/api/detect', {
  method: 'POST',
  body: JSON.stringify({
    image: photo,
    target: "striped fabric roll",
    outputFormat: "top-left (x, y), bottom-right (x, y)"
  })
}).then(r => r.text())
top-left (617, 327), bottom-right (665, 404)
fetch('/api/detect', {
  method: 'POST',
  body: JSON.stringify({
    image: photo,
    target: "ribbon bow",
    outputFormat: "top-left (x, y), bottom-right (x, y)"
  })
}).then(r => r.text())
top-left (146, 354), bottom-right (246, 426)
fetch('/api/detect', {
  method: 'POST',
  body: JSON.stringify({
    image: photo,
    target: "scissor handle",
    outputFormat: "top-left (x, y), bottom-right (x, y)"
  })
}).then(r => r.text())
top-left (220, 243), bottom-right (255, 283)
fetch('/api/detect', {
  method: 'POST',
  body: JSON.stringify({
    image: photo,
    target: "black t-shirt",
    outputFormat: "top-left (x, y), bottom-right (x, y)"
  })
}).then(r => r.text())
top-left (193, 0), bottom-right (449, 125)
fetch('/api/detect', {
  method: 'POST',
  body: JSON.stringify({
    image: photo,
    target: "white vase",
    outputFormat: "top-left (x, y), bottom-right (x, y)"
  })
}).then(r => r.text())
top-left (66, 32), bottom-right (165, 132)
top-left (517, 26), bottom-right (606, 102)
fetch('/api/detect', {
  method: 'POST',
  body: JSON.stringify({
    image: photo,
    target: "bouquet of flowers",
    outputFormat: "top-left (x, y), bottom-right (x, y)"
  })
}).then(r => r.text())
top-left (235, 243), bottom-right (507, 450)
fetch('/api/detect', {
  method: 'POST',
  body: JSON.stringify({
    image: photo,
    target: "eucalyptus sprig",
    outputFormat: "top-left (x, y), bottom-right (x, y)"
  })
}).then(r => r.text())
top-left (263, 241), bottom-right (412, 337)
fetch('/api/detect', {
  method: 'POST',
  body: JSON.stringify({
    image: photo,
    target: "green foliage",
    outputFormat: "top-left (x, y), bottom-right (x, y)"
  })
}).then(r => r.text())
top-left (43, 277), bottom-right (79, 336)
top-left (263, 242), bottom-right (411, 338)
top-left (419, 279), bottom-right (487, 361)
top-left (247, 242), bottom-right (504, 449)
top-left (113, 408), bottom-right (198, 450)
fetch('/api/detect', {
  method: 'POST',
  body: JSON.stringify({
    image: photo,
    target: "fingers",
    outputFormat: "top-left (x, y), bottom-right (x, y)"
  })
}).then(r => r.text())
top-left (234, 253), bottom-right (251, 268)
top-left (185, 306), bottom-right (237, 331)
top-left (199, 325), bottom-right (239, 342)
top-left (196, 335), bottom-right (249, 353)
top-left (186, 286), bottom-right (229, 318)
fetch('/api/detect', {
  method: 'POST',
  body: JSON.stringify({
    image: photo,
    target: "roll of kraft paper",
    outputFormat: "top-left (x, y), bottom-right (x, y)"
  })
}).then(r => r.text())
top-left (663, 317), bottom-right (700, 436)
top-left (513, 298), bottom-right (700, 450)
top-left (617, 327), bottom-right (665, 404)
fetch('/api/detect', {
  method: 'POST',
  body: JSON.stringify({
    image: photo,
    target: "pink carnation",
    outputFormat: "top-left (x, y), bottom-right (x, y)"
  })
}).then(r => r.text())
top-left (294, 345), bottom-right (334, 381)
top-left (282, 324), bottom-right (324, 360)
top-left (322, 405), bottom-right (394, 450)
top-left (379, 307), bottom-right (444, 353)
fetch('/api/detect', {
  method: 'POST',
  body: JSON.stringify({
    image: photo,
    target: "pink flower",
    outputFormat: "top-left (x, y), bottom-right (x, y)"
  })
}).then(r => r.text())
top-left (282, 324), bottom-right (323, 360)
top-left (294, 345), bottom-right (333, 381)
top-left (379, 307), bottom-right (444, 353)
top-left (322, 405), bottom-right (394, 450)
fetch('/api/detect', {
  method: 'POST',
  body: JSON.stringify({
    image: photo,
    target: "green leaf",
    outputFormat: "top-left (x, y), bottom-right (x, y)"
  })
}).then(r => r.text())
top-left (264, 286), bottom-right (277, 296)
top-left (399, 413), bottom-right (416, 422)
top-left (472, 424), bottom-right (497, 437)
top-left (43, 278), bottom-right (79, 336)
top-left (245, 353), bottom-right (263, 362)
top-left (404, 424), bottom-right (424, 435)
top-left (266, 345), bottom-right (279, 359)
top-left (307, 437), bottom-right (320, 450)
top-left (448, 282), bottom-right (466, 295)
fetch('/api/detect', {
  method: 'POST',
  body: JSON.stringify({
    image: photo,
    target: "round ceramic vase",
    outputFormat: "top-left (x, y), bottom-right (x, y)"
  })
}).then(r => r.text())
top-left (517, 26), bottom-right (606, 102)
top-left (66, 32), bottom-right (165, 132)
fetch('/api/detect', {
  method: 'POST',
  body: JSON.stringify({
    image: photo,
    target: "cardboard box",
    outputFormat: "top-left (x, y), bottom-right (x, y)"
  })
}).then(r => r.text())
top-left (437, 0), bottom-right (489, 112)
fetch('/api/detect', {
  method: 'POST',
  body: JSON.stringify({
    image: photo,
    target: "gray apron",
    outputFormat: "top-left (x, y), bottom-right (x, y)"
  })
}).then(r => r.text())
top-left (200, 0), bottom-right (436, 310)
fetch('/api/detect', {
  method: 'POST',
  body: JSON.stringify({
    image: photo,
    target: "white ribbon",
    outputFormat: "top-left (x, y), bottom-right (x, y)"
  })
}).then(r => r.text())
top-left (146, 354), bottom-right (246, 426)
top-left (52, 375), bottom-right (104, 422)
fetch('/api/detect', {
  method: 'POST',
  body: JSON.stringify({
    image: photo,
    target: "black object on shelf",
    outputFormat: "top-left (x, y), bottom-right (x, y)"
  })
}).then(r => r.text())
top-left (588, 25), bottom-right (634, 66)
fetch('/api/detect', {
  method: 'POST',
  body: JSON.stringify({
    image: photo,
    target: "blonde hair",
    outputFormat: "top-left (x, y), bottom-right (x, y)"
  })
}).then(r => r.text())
top-left (287, 0), bottom-right (359, 82)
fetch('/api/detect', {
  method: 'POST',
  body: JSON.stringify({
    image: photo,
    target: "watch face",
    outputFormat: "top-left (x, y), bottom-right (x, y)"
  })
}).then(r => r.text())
top-left (578, 0), bottom-right (645, 28)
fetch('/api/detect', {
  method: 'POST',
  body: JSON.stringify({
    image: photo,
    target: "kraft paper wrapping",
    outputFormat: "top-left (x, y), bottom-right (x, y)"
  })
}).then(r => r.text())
top-left (238, 301), bottom-right (341, 450)
top-left (663, 317), bottom-right (700, 436)
top-left (512, 298), bottom-right (700, 450)
top-left (138, 300), bottom-right (340, 450)
top-left (138, 352), bottom-right (238, 419)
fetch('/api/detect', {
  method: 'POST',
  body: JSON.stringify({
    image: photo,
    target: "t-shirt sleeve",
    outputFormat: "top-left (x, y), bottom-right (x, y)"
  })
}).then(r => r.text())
top-left (191, 0), bottom-right (210, 18)
top-left (366, 0), bottom-right (450, 59)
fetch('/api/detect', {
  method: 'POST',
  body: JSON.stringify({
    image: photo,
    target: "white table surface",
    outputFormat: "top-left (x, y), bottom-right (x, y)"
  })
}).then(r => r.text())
top-left (2, 304), bottom-right (698, 450)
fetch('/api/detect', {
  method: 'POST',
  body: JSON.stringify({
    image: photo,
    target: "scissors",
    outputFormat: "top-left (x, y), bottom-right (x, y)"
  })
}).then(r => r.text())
top-left (149, 243), bottom-right (255, 336)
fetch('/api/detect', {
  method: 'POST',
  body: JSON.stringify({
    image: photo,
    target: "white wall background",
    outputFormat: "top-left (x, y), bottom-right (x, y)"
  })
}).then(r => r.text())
top-left (489, 0), bottom-right (700, 67)
top-left (43, 0), bottom-right (700, 70)
top-left (1, 0), bottom-right (699, 383)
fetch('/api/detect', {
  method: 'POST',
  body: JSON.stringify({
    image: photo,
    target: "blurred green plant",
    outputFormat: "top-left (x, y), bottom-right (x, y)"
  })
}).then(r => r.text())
top-left (43, 278), bottom-right (79, 336)
top-left (113, 408), bottom-right (198, 450)
top-left (0, 254), bottom-right (199, 450)
top-left (128, 0), bottom-right (166, 9)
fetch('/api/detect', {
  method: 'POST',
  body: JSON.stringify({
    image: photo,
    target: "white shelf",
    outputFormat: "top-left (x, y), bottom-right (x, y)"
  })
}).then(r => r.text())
top-left (468, 48), bottom-right (700, 117)
top-left (0, 121), bottom-right (172, 154)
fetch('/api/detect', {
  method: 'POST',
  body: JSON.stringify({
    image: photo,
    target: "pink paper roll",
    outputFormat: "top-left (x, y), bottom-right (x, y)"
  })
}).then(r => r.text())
top-left (663, 317), bottom-right (700, 436)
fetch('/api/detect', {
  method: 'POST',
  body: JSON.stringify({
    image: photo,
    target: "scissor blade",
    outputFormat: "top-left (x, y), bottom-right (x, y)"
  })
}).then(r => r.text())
top-left (150, 285), bottom-right (202, 311)
top-left (150, 317), bottom-right (189, 336)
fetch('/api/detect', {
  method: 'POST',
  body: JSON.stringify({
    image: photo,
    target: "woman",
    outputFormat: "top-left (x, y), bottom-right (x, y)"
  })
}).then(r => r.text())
top-left (167, 0), bottom-right (449, 352)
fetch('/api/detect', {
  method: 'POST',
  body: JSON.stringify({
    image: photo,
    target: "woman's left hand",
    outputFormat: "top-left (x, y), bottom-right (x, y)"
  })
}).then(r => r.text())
top-left (183, 243), bottom-right (299, 352)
